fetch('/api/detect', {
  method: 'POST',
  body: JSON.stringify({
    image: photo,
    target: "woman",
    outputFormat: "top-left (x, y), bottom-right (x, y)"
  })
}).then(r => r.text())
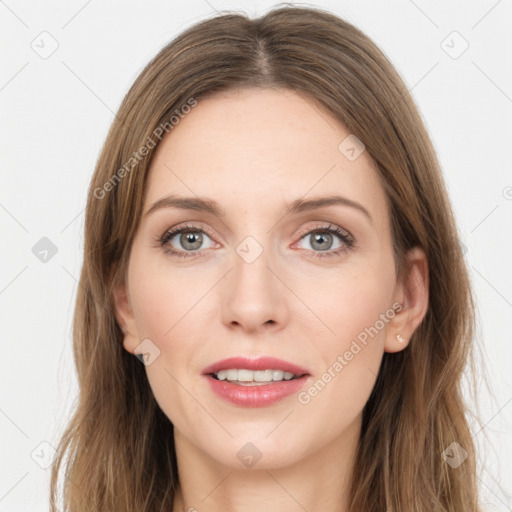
top-left (50, 5), bottom-right (484, 511)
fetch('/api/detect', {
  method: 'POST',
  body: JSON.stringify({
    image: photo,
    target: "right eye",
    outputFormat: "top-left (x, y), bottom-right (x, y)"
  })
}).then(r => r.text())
top-left (160, 223), bottom-right (216, 258)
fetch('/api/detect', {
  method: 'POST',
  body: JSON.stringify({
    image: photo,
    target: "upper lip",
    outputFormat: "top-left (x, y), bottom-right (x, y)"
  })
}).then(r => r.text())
top-left (202, 356), bottom-right (310, 376)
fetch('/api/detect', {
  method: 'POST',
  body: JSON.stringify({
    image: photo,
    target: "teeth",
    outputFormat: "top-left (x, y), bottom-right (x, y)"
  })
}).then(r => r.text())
top-left (272, 370), bottom-right (284, 380)
top-left (226, 369), bottom-right (238, 381)
top-left (214, 369), bottom-right (299, 383)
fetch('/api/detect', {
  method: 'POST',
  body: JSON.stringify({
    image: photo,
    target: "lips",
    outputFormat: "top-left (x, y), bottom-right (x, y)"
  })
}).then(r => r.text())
top-left (201, 356), bottom-right (310, 376)
top-left (201, 356), bottom-right (312, 407)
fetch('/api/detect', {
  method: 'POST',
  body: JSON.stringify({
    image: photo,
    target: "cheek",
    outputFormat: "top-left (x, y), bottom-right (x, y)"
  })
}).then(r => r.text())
top-left (127, 254), bottom-right (215, 423)
top-left (297, 257), bottom-right (394, 350)
top-left (294, 260), bottom-right (393, 412)
top-left (129, 253), bottom-right (212, 340)
top-left (129, 277), bottom-right (200, 430)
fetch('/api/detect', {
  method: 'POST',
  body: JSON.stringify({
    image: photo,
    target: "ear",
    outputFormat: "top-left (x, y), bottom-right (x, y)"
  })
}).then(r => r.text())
top-left (112, 276), bottom-right (140, 355)
top-left (384, 246), bottom-right (429, 353)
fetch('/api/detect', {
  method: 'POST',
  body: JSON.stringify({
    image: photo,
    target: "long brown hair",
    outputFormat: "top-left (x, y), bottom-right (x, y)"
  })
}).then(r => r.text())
top-left (50, 5), bottom-right (486, 511)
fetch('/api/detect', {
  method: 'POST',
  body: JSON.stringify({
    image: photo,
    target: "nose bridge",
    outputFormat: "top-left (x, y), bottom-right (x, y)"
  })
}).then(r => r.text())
top-left (232, 232), bottom-right (276, 301)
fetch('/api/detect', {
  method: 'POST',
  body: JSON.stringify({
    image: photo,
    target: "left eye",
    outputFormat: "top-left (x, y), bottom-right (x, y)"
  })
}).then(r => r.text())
top-left (296, 230), bottom-right (344, 252)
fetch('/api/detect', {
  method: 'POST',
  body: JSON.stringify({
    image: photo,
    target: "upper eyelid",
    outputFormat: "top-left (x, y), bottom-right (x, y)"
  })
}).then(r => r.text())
top-left (296, 222), bottom-right (351, 238)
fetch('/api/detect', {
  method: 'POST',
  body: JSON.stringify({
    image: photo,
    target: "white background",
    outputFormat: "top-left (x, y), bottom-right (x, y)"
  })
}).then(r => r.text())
top-left (1, 0), bottom-right (511, 510)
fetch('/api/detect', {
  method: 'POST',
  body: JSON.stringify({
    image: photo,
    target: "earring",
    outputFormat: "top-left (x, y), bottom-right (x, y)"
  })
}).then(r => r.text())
top-left (396, 334), bottom-right (405, 343)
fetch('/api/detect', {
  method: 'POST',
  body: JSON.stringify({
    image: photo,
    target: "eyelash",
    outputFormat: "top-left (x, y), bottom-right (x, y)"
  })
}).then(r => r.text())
top-left (158, 222), bottom-right (356, 260)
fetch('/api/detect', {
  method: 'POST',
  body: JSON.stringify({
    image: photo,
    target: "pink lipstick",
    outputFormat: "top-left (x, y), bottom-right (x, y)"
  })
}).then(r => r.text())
top-left (202, 356), bottom-right (311, 407)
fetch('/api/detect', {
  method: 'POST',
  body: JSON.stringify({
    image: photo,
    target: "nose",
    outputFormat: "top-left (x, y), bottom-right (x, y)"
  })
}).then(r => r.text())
top-left (220, 242), bottom-right (289, 333)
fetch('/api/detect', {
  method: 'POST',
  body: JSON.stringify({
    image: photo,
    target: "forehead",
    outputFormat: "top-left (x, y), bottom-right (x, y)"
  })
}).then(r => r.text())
top-left (145, 88), bottom-right (388, 226)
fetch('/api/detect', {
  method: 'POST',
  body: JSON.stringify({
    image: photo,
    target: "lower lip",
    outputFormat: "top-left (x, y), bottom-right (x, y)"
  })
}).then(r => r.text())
top-left (204, 375), bottom-right (310, 407)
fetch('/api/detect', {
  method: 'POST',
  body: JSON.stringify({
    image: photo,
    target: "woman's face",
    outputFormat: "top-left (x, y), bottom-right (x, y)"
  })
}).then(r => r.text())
top-left (115, 87), bottom-right (428, 469)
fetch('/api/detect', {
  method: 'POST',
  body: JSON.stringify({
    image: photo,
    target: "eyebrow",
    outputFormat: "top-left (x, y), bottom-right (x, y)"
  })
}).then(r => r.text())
top-left (145, 194), bottom-right (373, 225)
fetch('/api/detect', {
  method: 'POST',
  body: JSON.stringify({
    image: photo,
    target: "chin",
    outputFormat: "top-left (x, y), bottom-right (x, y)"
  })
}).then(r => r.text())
top-left (199, 434), bottom-right (308, 471)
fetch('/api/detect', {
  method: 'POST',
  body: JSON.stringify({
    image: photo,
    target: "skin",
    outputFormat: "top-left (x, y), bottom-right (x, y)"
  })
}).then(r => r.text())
top-left (114, 87), bottom-right (429, 512)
